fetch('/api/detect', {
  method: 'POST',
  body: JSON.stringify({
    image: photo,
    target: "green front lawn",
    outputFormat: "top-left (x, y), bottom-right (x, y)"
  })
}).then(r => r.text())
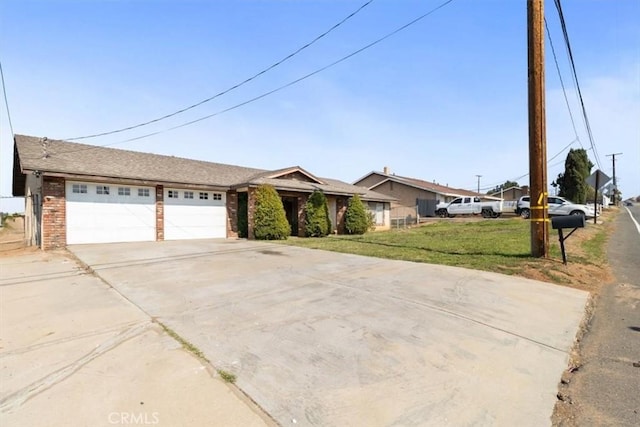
top-left (276, 213), bottom-right (614, 290)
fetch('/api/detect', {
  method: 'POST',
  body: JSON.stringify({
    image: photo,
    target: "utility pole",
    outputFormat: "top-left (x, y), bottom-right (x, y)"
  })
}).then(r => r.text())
top-left (476, 175), bottom-right (482, 194)
top-left (606, 153), bottom-right (622, 204)
top-left (527, 0), bottom-right (548, 258)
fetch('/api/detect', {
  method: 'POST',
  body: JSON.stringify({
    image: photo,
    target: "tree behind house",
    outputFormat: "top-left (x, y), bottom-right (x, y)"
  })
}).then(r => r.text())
top-left (304, 190), bottom-right (332, 237)
top-left (555, 149), bottom-right (593, 204)
top-left (253, 185), bottom-right (290, 240)
top-left (345, 194), bottom-right (374, 235)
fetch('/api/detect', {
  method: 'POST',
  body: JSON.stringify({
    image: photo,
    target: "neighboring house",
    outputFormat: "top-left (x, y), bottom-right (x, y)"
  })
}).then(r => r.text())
top-left (353, 168), bottom-right (501, 219)
top-left (488, 185), bottom-right (529, 201)
top-left (12, 135), bottom-right (393, 249)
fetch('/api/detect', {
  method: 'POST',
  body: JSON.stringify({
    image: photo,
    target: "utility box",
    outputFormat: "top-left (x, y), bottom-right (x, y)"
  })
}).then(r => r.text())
top-left (551, 215), bottom-right (586, 230)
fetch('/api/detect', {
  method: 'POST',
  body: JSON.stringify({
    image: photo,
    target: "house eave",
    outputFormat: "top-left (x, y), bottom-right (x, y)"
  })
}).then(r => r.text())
top-left (33, 171), bottom-right (229, 191)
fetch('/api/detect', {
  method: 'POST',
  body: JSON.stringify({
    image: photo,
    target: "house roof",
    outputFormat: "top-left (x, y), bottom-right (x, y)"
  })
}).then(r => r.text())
top-left (13, 135), bottom-right (394, 201)
top-left (356, 171), bottom-right (501, 200)
top-left (246, 174), bottom-right (395, 201)
top-left (13, 135), bottom-right (263, 188)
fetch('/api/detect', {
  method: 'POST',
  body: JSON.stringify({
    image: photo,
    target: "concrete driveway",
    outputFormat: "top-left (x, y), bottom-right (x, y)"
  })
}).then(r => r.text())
top-left (70, 239), bottom-right (589, 426)
top-left (0, 250), bottom-right (271, 427)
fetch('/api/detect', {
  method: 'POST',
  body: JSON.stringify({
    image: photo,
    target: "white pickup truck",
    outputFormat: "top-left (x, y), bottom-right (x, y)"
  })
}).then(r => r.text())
top-left (436, 196), bottom-right (503, 218)
top-left (516, 196), bottom-right (595, 219)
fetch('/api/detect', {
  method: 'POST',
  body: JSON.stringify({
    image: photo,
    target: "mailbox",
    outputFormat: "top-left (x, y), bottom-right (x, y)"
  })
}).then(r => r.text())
top-left (551, 215), bottom-right (585, 265)
top-left (551, 215), bottom-right (585, 230)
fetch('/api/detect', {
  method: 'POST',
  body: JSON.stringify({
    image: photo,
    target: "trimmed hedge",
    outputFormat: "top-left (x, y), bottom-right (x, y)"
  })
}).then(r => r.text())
top-left (304, 190), bottom-right (332, 237)
top-left (253, 185), bottom-right (290, 240)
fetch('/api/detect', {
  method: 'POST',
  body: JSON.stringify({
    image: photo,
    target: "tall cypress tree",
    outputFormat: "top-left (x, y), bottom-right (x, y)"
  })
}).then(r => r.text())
top-left (556, 149), bottom-right (594, 204)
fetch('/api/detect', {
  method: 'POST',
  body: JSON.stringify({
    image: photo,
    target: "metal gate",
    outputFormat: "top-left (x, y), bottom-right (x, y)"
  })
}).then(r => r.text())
top-left (416, 199), bottom-right (437, 217)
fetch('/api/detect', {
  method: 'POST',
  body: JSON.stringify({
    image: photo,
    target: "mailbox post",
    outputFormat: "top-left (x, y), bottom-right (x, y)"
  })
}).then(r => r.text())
top-left (551, 215), bottom-right (586, 265)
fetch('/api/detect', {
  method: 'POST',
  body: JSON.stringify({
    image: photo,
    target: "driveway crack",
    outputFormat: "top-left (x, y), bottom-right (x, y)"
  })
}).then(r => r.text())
top-left (0, 322), bottom-right (150, 412)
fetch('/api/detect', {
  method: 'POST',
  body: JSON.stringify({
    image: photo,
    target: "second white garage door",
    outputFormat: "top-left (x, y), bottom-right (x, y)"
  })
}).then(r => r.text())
top-left (164, 189), bottom-right (227, 240)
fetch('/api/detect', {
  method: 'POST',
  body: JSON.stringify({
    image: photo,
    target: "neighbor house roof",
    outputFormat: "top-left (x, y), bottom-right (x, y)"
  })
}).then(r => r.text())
top-left (355, 171), bottom-right (502, 200)
top-left (488, 185), bottom-right (528, 198)
top-left (13, 135), bottom-right (394, 201)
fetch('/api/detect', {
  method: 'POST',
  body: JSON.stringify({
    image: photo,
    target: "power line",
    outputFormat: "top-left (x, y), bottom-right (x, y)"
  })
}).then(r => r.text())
top-left (0, 61), bottom-right (15, 136)
top-left (65, 0), bottom-right (376, 141)
top-left (104, 0), bottom-right (457, 144)
top-left (34, 0), bottom-right (457, 158)
top-left (475, 138), bottom-right (579, 192)
top-left (544, 18), bottom-right (582, 148)
top-left (552, 0), bottom-right (602, 169)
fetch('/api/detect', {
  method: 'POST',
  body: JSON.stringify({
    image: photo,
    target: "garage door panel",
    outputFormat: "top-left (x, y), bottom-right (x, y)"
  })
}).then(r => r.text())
top-left (66, 181), bottom-right (156, 245)
top-left (164, 205), bottom-right (225, 227)
top-left (164, 189), bottom-right (227, 240)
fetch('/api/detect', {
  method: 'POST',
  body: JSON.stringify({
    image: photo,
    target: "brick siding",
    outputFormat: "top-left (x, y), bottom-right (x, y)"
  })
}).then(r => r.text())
top-left (247, 187), bottom-right (256, 239)
top-left (41, 176), bottom-right (66, 250)
top-left (155, 185), bottom-right (164, 241)
top-left (226, 191), bottom-right (238, 238)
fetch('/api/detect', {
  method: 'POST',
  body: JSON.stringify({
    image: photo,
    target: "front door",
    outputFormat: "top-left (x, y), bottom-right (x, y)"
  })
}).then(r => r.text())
top-left (282, 197), bottom-right (298, 236)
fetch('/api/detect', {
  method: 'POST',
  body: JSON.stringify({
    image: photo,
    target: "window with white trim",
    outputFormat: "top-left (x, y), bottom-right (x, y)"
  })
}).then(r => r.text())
top-left (212, 193), bottom-right (222, 201)
top-left (168, 190), bottom-right (179, 198)
top-left (118, 187), bottom-right (131, 196)
top-left (72, 184), bottom-right (87, 194)
top-left (96, 186), bottom-right (110, 195)
top-left (138, 188), bottom-right (150, 197)
top-left (184, 191), bottom-right (194, 199)
top-left (199, 192), bottom-right (209, 200)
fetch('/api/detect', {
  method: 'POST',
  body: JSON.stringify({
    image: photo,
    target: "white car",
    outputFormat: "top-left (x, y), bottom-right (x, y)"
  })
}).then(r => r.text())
top-left (516, 196), bottom-right (596, 219)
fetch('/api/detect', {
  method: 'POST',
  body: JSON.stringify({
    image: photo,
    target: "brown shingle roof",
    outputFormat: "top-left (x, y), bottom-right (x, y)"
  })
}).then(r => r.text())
top-left (13, 135), bottom-right (394, 201)
top-left (361, 171), bottom-right (499, 199)
top-left (14, 135), bottom-right (266, 187)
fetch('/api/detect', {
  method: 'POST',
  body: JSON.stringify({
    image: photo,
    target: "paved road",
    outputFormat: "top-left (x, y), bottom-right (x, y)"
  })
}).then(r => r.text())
top-left (558, 206), bottom-right (640, 426)
top-left (70, 239), bottom-right (589, 426)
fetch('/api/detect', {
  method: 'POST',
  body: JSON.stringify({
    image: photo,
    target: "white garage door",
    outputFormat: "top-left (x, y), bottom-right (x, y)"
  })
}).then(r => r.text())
top-left (66, 181), bottom-right (156, 244)
top-left (164, 189), bottom-right (227, 240)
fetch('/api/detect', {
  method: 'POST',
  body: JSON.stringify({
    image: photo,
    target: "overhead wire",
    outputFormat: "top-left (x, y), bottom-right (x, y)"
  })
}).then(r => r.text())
top-left (544, 18), bottom-right (582, 149)
top-left (97, 0), bottom-right (457, 145)
top-left (0, 61), bottom-right (15, 136)
top-left (65, 0), bottom-right (376, 141)
top-left (479, 3), bottom-right (601, 193)
top-left (475, 138), bottom-right (580, 192)
top-left (32, 0), bottom-right (457, 158)
top-left (552, 0), bottom-right (602, 169)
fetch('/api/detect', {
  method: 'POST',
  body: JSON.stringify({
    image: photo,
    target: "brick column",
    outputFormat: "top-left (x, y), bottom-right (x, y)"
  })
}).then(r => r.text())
top-left (247, 187), bottom-right (256, 240)
top-left (41, 177), bottom-right (66, 250)
top-left (156, 185), bottom-right (164, 241)
top-left (226, 191), bottom-right (238, 238)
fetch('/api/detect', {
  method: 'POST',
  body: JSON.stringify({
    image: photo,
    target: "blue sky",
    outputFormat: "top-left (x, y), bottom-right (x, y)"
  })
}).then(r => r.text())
top-left (1, 0), bottom-right (638, 213)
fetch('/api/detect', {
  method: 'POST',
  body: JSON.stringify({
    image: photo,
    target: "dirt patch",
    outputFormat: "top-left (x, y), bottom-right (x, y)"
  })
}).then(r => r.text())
top-left (0, 216), bottom-right (28, 254)
top-left (518, 209), bottom-right (616, 294)
top-left (519, 261), bottom-right (612, 295)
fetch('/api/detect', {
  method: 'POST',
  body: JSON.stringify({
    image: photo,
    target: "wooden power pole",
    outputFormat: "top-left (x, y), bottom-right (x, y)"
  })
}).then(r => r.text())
top-left (606, 153), bottom-right (622, 204)
top-left (527, 0), bottom-right (549, 257)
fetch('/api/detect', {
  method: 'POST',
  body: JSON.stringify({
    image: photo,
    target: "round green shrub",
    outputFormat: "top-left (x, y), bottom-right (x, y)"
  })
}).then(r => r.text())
top-left (304, 190), bottom-right (331, 237)
top-left (344, 194), bottom-right (374, 235)
top-left (253, 185), bottom-right (290, 240)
